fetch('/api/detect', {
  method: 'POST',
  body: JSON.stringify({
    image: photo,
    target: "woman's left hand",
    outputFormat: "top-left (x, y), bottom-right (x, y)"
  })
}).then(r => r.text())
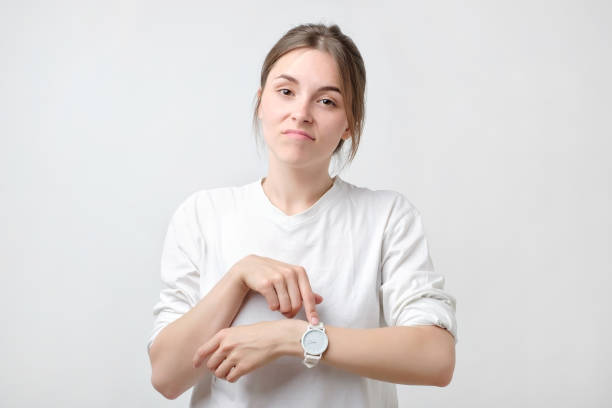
top-left (192, 320), bottom-right (298, 383)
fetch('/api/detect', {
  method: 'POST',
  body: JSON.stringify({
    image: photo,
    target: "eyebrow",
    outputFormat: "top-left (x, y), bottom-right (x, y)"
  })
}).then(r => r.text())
top-left (273, 74), bottom-right (342, 95)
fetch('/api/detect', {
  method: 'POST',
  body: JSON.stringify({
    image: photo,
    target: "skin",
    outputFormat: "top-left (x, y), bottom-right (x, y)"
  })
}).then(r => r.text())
top-left (194, 319), bottom-right (455, 386)
top-left (235, 255), bottom-right (323, 323)
top-left (257, 46), bottom-right (351, 215)
top-left (187, 48), bottom-right (455, 388)
top-left (193, 48), bottom-right (351, 382)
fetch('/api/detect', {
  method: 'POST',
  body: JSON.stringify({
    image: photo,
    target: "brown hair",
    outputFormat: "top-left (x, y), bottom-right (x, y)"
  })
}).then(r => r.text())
top-left (252, 23), bottom-right (367, 170)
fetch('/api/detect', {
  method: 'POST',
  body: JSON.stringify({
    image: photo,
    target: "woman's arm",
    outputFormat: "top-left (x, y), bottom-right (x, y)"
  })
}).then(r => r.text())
top-left (278, 319), bottom-right (456, 387)
top-left (149, 269), bottom-right (249, 399)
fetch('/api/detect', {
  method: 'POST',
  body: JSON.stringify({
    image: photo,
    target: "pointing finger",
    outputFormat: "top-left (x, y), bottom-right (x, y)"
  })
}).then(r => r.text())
top-left (296, 269), bottom-right (319, 325)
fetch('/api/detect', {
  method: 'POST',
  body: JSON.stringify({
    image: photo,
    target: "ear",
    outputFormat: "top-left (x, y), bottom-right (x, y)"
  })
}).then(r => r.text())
top-left (341, 127), bottom-right (351, 141)
top-left (257, 88), bottom-right (263, 119)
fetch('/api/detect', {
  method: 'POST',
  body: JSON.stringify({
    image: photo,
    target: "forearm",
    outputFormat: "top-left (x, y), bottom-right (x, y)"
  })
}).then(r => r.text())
top-left (149, 270), bottom-right (250, 399)
top-left (280, 320), bottom-right (455, 387)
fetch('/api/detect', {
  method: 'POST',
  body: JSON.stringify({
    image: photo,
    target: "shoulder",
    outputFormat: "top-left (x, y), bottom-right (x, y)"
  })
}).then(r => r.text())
top-left (169, 179), bottom-right (256, 225)
top-left (340, 177), bottom-right (419, 216)
top-left (339, 178), bottom-right (422, 239)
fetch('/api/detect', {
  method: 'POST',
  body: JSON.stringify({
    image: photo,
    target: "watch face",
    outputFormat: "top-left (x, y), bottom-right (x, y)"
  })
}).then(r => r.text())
top-left (302, 329), bottom-right (328, 355)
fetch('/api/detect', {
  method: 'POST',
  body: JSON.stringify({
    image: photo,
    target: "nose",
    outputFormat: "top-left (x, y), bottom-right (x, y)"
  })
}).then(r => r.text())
top-left (291, 98), bottom-right (313, 124)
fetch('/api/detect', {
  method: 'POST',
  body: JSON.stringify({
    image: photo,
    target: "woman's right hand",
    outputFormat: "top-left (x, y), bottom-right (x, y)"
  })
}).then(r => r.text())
top-left (229, 254), bottom-right (323, 324)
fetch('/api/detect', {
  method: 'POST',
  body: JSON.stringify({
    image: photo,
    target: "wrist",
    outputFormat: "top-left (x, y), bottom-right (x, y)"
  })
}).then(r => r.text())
top-left (227, 267), bottom-right (249, 296)
top-left (276, 319), bottom-right (308, 358)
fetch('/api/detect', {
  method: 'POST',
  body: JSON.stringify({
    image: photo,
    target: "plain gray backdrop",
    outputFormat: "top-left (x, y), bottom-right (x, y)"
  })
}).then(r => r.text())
top-left (1, 0), bottom-right (610, 407)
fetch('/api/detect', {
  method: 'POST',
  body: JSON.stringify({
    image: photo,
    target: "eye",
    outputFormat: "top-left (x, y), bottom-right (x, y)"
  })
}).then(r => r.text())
top-left (320, 98), bottom-right (337, 107)
top-left (278, 89), bottom-right (336, 107)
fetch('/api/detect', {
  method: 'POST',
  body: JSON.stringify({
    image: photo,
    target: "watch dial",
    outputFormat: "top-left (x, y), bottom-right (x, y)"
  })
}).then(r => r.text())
top-left (303, 330), bottom-right (328, 354)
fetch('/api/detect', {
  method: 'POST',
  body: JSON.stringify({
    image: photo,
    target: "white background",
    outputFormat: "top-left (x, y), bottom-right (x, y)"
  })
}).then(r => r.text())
top-left (1, 1), bottom-right (610, 407)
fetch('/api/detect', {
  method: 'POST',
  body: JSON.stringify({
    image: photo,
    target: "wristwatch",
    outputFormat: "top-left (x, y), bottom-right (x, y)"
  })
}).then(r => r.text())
top-left (300, 321), bottom-right (329, 368)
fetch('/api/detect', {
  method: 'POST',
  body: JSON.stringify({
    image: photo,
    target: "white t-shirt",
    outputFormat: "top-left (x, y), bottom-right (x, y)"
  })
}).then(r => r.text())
top-left (148, 175), bottom-right (458, 407)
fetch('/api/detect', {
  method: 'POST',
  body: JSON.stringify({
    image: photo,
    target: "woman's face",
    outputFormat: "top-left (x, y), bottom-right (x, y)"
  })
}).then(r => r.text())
top-left (257, 47), bottom-right (350, 169)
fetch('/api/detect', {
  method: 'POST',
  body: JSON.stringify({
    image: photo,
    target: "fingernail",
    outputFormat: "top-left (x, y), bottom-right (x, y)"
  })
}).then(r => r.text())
top-left (312, 316), bottom-right (319, 324)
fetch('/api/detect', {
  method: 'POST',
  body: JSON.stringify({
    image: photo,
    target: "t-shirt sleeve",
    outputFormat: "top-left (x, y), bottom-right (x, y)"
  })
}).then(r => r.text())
top-left (379, 194), bottom-right (458, 344)
top-left (147, 193), bottom-right (203, 353)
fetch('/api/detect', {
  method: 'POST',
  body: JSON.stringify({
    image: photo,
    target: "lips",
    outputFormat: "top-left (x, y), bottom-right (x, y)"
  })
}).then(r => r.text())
top-left (283, 129), bottom-right (314, 140)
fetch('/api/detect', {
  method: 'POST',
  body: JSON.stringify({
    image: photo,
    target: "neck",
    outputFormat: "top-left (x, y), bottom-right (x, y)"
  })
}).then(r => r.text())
top-left (261, 161), bottom-right (335, 217)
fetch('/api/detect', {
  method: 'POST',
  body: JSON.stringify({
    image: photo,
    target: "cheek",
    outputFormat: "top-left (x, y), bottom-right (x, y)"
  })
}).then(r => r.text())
top-left (323, 117), bottom-right (348, 138)
top-left (260, 93), bottom-right (282, 117)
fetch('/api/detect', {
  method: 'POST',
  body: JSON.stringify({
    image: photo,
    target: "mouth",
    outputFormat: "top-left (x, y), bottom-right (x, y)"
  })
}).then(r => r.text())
top-left (282, 129), bottom-right (314, 140)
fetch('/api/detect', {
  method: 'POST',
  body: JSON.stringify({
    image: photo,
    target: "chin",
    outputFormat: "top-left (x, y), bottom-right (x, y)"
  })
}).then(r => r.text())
top-left (270, 150), bottom-right (317, 168)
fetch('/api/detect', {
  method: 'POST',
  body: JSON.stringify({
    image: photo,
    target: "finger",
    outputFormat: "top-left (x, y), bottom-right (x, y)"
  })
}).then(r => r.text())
top-left (226, 365), bottom-right (240, 383)
top-left (193, 336), bottom-right (220, 368)
top-left (259, 278), bottom-right (281, 311)
top-left (260, 258), bottom-right (287, 311)
top-left (284, 292), bottom-right (322, 319)
top-left (271, 275), bottom-right (291, 314)
top-left (296, 269), bottom-right (319, 324)
top-left (215, 357), bottom-right (236, 380)
top-left (285, 271), bottom-right (303, 315)
top-left (205, 348), bottom-right (227, 372)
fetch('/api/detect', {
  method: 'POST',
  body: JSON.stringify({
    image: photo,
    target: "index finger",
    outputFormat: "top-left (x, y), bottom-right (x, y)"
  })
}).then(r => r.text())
top-left (296, 268), bottom-right (319, 325)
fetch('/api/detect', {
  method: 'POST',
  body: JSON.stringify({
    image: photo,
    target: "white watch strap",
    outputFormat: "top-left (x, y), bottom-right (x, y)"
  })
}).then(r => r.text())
top-left (303, 352), bottom-right (322, 368)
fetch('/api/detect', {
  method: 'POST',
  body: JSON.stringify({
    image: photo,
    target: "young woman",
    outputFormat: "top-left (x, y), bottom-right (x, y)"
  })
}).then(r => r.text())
top-left (147, 23), bottom-right (458, 407)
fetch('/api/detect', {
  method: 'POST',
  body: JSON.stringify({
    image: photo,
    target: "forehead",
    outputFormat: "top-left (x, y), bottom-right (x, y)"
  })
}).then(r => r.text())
top-left (268, 48), bottom-right (342, 87)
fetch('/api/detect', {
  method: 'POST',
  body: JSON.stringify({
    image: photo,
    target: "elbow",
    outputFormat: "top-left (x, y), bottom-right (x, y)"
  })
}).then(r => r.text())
top-left (428, 326), bottom-right (455, 387)
top-left (152, 370), bottom-right (187, 400)
top-left (149, 340), bottom-right (200, 400)
top-left (150, 348), bottom-right (182, 400)
top-left (151, 367), bottom-right (180, 400)
top-left (434, 344), bottom-right (455, 387)
top-left (434, 364), bottom-right (454, 387)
